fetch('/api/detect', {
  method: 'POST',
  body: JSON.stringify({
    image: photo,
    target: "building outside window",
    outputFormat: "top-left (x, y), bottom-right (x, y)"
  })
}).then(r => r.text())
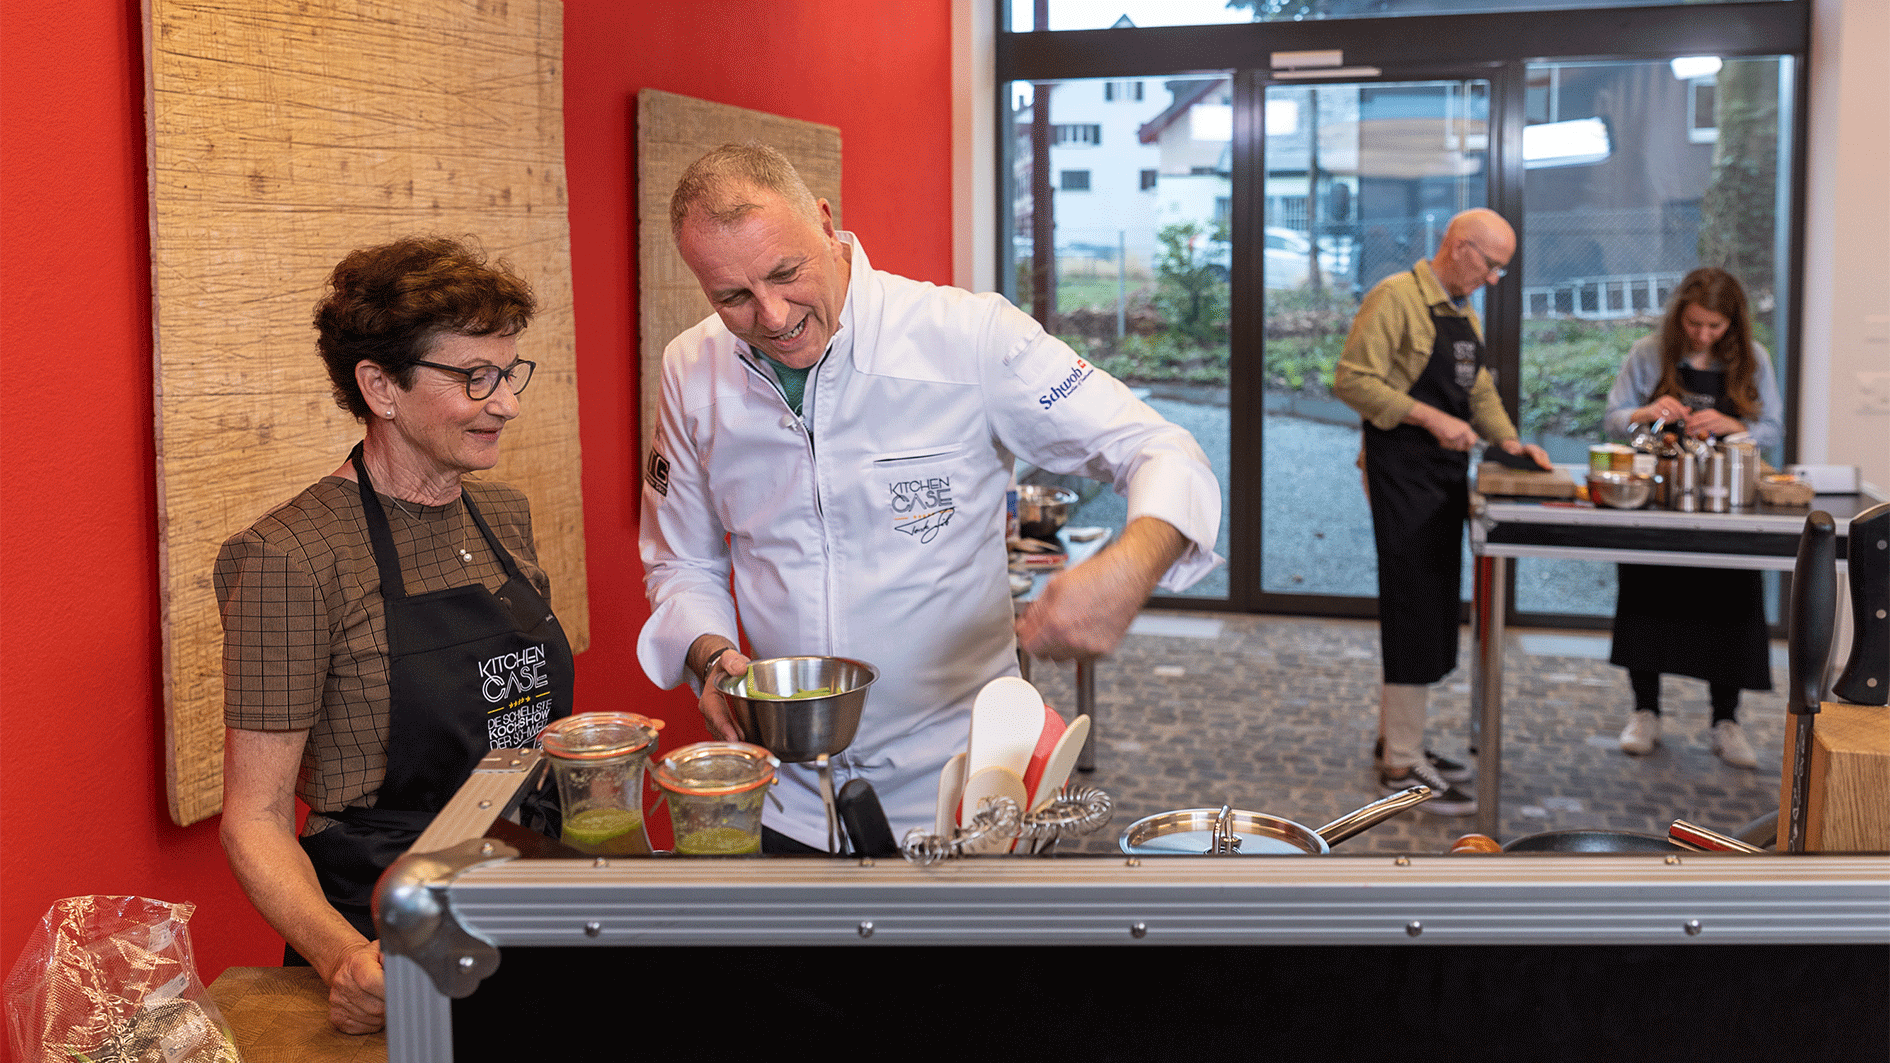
top-left (1053, 123), bottom-right (1102, 146)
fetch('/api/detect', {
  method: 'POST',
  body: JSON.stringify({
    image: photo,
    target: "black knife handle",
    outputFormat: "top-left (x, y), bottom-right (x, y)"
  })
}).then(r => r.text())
top-left (836, 778), bottom-right (899, 858)
top-left (1834, 501), bottom-right (1890, 705)
top-left (1787, 511), bottom-right (1837, 716)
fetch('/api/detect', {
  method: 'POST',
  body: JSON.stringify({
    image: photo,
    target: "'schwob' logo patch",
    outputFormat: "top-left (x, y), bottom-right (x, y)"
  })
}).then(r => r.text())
top-left (889, 476), bottom-right (954, 543)
top-left (645, 450), bottom-right (670, 497)
top-left (1038, 356), bottom-right (1095, 410)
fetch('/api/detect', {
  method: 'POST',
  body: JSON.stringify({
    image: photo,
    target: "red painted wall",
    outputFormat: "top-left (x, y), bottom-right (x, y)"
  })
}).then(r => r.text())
top-left (0, 0), bottom-right (953, 1005)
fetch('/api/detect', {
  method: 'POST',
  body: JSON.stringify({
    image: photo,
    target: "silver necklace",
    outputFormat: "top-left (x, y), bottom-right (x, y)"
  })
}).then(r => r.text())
top-left (388, 493), bottom-right (475, 564)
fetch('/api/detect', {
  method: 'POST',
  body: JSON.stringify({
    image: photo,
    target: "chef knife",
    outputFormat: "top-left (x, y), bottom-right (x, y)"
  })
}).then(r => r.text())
top-left (836, 778), bottom-right (899, 858)
top-left (1833, 501), bottom-right (1889, 705)
top-left (1784, 511), bottom-right (1837, 854)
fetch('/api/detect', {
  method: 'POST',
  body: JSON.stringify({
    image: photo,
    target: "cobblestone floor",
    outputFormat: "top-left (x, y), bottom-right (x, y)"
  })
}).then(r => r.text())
top-left (1023, 609), bottom-right (1786, 854)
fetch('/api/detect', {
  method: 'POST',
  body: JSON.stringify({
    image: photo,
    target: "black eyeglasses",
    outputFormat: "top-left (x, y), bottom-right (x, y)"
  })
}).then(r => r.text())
top-left (1463, 240), bottom-right (1509, 279)
top-left (410, 358), bottom-right (536, 400)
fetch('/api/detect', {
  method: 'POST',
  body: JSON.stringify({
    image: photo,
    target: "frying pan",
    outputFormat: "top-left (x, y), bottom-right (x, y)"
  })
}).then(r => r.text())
top-left (1501, 830), bottom-right (1684, 853)
top-left (1120, 786), bottom-right (1435, 856)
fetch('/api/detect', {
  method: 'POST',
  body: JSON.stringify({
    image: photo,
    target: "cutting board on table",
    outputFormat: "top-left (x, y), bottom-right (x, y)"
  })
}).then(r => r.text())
top-left (1475, 462), bottom-right (1577, 499)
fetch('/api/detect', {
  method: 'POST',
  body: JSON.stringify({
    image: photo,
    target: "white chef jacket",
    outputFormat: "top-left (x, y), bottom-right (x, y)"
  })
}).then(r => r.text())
top-left (638, 235), bottom-right (1221, 848)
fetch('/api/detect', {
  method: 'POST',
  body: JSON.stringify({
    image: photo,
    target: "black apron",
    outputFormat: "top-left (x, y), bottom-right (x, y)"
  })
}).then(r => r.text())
top-left (1610, 365), bottom-right (1772, 690)
top-left (299, 444), bottom-right (574, 941)
top-left (1364, 289), bottom-right (1482, 686)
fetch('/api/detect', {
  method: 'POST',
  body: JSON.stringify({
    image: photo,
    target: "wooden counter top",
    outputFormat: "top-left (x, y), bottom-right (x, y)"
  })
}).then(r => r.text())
top-left (204, 967), bottom-right (385, 1063)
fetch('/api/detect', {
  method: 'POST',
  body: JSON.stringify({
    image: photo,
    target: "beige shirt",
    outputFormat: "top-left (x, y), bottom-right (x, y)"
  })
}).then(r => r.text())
top-left (1332, 259), bottom-right (1517, 442)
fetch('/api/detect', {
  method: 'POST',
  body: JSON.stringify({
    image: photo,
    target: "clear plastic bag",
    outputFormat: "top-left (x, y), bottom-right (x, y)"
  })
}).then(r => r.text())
top-left (3, 896), bottom-right (241, 1063)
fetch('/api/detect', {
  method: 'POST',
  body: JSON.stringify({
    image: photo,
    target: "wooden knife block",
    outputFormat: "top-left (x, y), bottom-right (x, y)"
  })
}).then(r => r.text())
top-left (1778, 701), bottom-right (1890, 851)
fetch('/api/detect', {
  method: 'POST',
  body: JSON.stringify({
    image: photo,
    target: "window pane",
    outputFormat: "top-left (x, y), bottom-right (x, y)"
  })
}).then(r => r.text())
top-left (1005, 75), bottom-right (1234, 599)
top-left (1012, 0), bottom-right (1779, 32)
top-left (1261, 80), bottom-right (1489, 601)
top-left (1514, 57), bottom-right (1794, 620)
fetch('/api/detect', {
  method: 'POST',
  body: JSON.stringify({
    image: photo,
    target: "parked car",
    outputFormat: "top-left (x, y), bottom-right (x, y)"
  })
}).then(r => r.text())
top-left (1204, 227), bottom-right (1353, 288)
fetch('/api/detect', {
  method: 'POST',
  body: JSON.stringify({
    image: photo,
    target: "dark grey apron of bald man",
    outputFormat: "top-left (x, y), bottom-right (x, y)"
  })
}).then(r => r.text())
top-left (1363, 280), bottom-right (1483, 685)
top-left (297, 442), bottom-right (574, 947)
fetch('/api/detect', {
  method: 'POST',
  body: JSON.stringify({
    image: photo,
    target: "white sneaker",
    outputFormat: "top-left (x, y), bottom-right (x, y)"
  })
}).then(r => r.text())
top-left (1619, 710), bottom-right (1661, 755)
top-left (1712, 720), bottom-right (1758, 768)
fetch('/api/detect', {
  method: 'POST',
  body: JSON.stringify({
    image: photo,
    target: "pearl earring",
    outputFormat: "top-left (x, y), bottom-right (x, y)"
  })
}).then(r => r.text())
top-left (385, 409), bottom-right (395, 418)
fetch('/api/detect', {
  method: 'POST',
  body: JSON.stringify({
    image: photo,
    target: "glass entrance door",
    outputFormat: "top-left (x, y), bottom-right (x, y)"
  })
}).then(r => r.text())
top-left (1256, 78), bottom-right (1492, 607)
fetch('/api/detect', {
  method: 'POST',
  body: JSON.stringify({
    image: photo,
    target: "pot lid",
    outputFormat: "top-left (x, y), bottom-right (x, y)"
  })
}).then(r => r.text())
top-left (1119, 807), bottom-right (1322, 856)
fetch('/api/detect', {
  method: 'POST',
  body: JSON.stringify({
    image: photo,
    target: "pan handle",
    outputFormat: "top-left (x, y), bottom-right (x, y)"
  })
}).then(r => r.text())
top-left (1314, 786), bottom-right (1435, 848)
top-left (1669, 819), bottom-right (1764, 853)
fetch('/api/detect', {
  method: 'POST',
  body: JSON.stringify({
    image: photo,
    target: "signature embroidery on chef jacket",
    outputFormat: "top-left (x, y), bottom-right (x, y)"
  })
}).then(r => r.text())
top-left (889, 476), bottom-right (955, 543)
top-left (645, 449), bottom-right (671, 498)
top-left (1453, 340), bottom-right (1478, 389)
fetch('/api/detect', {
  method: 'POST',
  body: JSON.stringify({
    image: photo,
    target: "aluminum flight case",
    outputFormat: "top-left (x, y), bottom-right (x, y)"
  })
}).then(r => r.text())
top-left (373, 750), bottom-right (1890, 1062)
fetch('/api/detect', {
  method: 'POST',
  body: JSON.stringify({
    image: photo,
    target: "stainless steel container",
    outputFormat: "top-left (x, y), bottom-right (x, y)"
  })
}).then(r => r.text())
top-left (1664, 445), bottom-right (1700, 511)
top-left (1722, 439), bottom-right (1760, 509)
top-left (1673, 453), bottom-right (1700, 511)
top-left (1702, 448), bottom-right (1732, 513)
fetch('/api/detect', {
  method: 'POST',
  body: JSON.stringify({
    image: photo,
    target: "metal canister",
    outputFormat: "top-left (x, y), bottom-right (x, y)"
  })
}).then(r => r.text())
top-left (1722, 439), bottom-right (1760, 509)
top-left (1702, 447), bottom-right (1732, 513)
top-left (1652, 436), bottom-right (1680, 508)
top-left (1667, 444), bottom-right (1700, 511)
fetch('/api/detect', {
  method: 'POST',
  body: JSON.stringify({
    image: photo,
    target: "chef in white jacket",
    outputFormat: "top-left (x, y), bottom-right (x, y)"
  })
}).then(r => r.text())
top-left (639, 143), bottom-right (1221, 851)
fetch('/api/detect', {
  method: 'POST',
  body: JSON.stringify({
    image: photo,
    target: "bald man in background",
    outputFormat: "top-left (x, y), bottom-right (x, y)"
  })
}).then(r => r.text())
top-left (1333, 208), bottom-right (1550, 816)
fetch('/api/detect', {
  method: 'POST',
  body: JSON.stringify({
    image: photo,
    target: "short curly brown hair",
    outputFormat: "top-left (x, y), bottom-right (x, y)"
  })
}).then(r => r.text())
top-left (313, 235), bottom-right (537, 419)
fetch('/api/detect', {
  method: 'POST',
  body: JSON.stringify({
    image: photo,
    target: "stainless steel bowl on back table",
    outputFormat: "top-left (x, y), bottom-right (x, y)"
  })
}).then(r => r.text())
top-left (1587, 470), bottom-right (1653, 510)
top-left (1016, 484), bottom-right (1078, 542)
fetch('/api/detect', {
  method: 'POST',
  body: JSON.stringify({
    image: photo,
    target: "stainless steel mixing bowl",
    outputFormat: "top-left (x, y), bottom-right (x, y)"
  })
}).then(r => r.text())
top-left (1587, 470), bottom-right (1653, 509)
top-left (715, 656), bottom-right (878, 764)
top-left (1016, 484), bottom-right (1078, 541)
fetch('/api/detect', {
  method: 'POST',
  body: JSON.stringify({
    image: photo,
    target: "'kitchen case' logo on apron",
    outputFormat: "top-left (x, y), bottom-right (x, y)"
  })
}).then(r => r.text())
top-left (483, 645), bottom-right (553, 749)
top-left (483, 643), bottom-right (551, 749)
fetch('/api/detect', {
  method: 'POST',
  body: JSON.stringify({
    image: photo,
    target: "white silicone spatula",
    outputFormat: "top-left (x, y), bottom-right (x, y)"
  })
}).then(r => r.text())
top-left (934, 751), bottom-right (968, 838)
top-left (1028, 713), bottom-right (1090, 812)
top-left (959, 764), bottom-right (1027, 854)
top-left (967, 676), bottom-right (1046, 781)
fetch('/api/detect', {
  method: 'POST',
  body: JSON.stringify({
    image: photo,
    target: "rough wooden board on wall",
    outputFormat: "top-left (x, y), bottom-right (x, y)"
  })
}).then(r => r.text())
top-left (635, 90), bottom-right (841, 462)
top-left (148, 0), bottom-right (588, 827)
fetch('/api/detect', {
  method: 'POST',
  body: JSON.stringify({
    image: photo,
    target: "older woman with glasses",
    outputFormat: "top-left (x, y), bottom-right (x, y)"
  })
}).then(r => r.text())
top-left (215, 235), bottom-right (574, 1035)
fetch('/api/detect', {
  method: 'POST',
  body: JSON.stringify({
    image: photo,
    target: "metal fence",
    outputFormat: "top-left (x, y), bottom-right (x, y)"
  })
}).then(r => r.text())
top-left (1518, 203), bottom-right (1701, 319)
top-left (1042, 203), bottom-right (1708, 319)
top-left (1521, 272), bottom-right (1683, 319)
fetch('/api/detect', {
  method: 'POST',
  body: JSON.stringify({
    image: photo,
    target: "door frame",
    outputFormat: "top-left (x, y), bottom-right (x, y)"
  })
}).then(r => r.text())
top-left (1221, 63), bottom-right (1520, 621)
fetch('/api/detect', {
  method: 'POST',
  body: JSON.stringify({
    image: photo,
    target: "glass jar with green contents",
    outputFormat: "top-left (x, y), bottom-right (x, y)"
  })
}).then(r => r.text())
top-left (539, 712), bottom-right (660, 856)
top-left (649, 742), bottom-right (778, 855)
